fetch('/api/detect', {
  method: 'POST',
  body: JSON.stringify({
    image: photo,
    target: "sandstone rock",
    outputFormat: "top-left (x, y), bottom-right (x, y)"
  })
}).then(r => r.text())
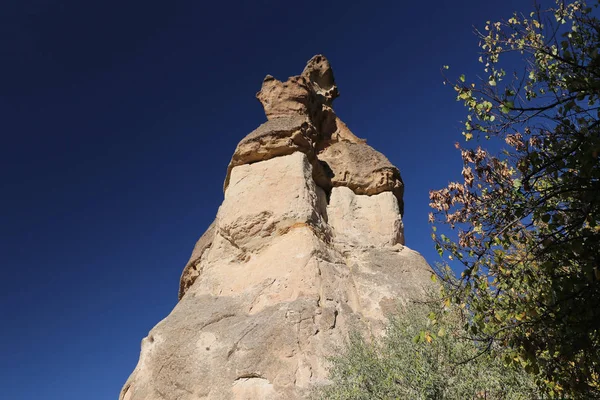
top-left (300, 54), bottom-right (339, 106)
top-left (223, 116), bottom-right (316, 191)
top-left (120, 294), bottom-right (362, 400)
top-left (223, 116), bottom-right (333, 193)
top-left (318, 141), bottom-right (405, 214)
top-left (122, 218), bottom-right (431, 400)
top-left (122, 55), bottom-right (432, 400)
top-left (344, 246), bottom-right (434, 326)
top-left (219, 152), bottom-right (329, 255)
top-left (256, 54), bottom-right (339, 123)
top-left (327, 186), bottom-right (404, 247)
top-left (179, 219), bottom-right (216, 300)
top-left (256, 75), bottom-right (315, 120)
top-left (328, 115), bottom-right (366, 144)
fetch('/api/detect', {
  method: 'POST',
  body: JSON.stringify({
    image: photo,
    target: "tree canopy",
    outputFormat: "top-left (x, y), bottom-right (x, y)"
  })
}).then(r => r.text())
top-left (429, 0), bottom-right (600, 397)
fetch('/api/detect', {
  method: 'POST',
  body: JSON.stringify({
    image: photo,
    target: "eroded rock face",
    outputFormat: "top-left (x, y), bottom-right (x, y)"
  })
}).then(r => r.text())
top-left (229, 54), bottom-right (404, 211)
top-left (327, 186), bottom-right (404, 247)
top-left (219, 152), bottom-right (329, 256)
top-left (319, 141), bottom-right (405, 215)
top-left (121, 56), bottom-right (432, 400)
top-left (256, 55), bottom-right (338, 122)
top-left (223, 116), bottom-right (317, 191)
top-left (179, 220), bottom-right (216, 300)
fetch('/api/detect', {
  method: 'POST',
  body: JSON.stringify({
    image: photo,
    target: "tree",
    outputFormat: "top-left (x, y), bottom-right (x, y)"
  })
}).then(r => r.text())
top-left (312, 301), bottom-right (540, 399)
top-left (429, 1), bottom-right (600, 397)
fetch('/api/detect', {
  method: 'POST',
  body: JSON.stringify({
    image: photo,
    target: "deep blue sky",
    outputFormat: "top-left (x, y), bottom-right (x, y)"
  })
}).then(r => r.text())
top-left (1, 1), bottom-right (538, 399)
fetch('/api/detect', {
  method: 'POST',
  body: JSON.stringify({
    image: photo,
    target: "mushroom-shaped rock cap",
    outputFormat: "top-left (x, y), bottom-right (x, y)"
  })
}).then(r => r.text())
top-left (318, 141), bottom-right (405, 215)
top-left (223, 116), bottom-right (317, 190)
top-left (227, 54), bottom-right (404, 214)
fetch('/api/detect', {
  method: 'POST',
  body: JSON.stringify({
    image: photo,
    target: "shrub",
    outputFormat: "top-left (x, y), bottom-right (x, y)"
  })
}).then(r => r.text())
top-left (313, 301), bottom-right (541, 399)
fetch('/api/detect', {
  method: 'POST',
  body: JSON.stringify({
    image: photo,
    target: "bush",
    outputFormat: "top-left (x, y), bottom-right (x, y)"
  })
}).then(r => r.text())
top-left (313, 301), bottom-right (541, 399)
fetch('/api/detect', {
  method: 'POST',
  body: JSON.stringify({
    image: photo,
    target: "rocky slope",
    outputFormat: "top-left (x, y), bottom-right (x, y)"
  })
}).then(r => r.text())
top-left (120, 55), bottom-right (432, 400)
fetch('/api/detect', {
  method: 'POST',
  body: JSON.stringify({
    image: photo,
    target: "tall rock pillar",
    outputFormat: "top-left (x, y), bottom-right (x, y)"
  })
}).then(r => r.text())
top-left (121, 55), bottom-right (432, 400)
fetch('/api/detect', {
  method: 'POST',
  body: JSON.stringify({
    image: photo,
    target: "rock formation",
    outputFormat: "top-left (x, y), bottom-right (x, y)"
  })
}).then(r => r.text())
top-left (120, 55), bottom-right (433, 400)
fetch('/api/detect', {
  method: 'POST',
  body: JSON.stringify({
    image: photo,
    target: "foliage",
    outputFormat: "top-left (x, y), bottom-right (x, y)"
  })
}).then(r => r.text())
top-left (430, 1), bottom-right (600, 397)
top-left (312, 301), bottom-right (540, 400)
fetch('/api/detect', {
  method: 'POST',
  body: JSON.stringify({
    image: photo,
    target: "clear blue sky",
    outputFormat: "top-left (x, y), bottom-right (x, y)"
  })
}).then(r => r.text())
top-left (1, 1), bottom-right (538, 399)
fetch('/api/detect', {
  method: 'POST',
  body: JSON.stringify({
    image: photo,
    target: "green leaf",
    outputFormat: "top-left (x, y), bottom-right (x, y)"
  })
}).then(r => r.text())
top-left (513, 179), bottom-right (522, 189)
top-left (435, 243), bottom-right (443, 257)
top-left (500, 101), bottom-right (514, 114)
top-left (459, 74), bottom-right (465, 82)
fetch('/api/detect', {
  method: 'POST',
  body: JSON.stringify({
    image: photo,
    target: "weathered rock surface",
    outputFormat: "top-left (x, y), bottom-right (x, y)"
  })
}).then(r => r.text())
top-left (223, 116), bottom-right (334, 191)
top-left (319, 141), bottom-right (405, 215)
top-left (328, 186), bottom-right (404, 247)
top-left (219, 152), bottom-right (329, 256)
top-left (121, 55), bottom-right (432, 400)
top-left (179, 220), bottom-right (216, 300)
top-left (256, 55), bottom-right (338, 122)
